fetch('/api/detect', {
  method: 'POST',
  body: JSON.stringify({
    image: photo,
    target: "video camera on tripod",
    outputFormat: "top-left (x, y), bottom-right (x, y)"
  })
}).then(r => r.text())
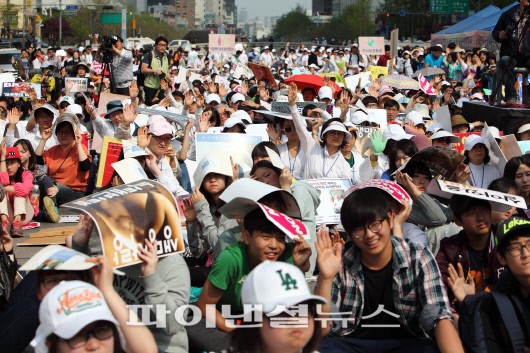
top-left (100, 35), bottom-right (120, 63)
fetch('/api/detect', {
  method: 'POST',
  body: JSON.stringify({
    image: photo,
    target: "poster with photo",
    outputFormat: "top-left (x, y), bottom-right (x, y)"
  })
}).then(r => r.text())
top-left (63, 180), bottom-right (185, 269)
top-left (306, 178), bottom-right (352, 224)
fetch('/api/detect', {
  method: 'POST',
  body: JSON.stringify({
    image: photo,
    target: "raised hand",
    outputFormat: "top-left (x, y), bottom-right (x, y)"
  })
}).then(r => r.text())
top-left (122, 103), bottom-right (137, 127)
top-left (288, 83), bottom-right (298, 107)
top-left (129, 80), bottom-right (139, 99)
top-left (316, 227), bottom-right (342, 280)
top-left (447, 263), bottom-right (475, 304)
top-left (7, 108), bottom-right (20, 126)
top-left (137, 239), bottom-right (159, 277)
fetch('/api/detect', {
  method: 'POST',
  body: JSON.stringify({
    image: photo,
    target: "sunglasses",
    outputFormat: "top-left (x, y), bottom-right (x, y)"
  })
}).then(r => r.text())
top-left (282, 126), bottom-right (296, 133)
top-left (434, 137), bottom-right (452, 144)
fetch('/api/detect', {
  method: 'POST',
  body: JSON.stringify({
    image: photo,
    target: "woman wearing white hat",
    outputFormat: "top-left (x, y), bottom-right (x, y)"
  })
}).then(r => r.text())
top-left (463, 134), bottom-right (501, 188)
top-left (31, 258), bottom-right (157, 353)
top-left (288, 84), bottom-right (353, 181)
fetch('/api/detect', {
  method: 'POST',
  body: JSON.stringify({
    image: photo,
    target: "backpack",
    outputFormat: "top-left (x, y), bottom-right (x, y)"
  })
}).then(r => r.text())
top-left (136, 51), bottom-right (152, 87)
top-left (459, 291), bottom-right (530, 353)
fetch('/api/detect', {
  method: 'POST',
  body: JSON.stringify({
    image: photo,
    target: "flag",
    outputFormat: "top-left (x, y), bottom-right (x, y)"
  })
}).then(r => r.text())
top-left (91, 61), bottom-right (103, 75)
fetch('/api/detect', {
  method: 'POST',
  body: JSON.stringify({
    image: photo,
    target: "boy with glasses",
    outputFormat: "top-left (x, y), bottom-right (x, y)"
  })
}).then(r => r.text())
top-left (315, 185), bottom-right (464, 353)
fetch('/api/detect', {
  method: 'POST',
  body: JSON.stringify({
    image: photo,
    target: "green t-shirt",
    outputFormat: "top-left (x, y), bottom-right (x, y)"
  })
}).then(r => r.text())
top-left (208, 241), bottom-right (294, 314)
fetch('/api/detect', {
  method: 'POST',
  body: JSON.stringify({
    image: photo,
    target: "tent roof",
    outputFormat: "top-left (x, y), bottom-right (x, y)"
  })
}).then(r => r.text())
top-left (436, 2), bottom-right (517, 34)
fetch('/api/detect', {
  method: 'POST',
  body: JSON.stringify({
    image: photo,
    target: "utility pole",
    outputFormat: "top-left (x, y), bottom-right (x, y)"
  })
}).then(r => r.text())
top-left (22, 0), bottom-right (25, 42)
top-left (59, 0), bottom-right (62, 46)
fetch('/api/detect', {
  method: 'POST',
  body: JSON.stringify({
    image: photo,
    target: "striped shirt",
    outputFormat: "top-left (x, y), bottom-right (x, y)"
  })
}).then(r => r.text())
top-left (111, 49), bottom-right (133, 87)
top-left (330, 236), bottom-right (453, 338)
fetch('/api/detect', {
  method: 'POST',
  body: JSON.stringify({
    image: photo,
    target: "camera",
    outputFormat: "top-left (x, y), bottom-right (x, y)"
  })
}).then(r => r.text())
top-left (101, 35), bottom-right (119, 63)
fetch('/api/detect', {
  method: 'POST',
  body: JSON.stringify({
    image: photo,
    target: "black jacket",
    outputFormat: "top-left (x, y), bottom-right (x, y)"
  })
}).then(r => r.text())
top-left (492, 4), bottom-right (530, 58)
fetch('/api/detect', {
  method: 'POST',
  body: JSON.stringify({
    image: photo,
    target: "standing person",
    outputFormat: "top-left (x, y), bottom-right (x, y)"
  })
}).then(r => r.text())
top-left (141, 36), bottom-right (170, 106)
top-left (105, 35), bottom-right (133, 95)
top-left (492, 0), bottom-right (530, 103)
top-left (10, 48), bottom-right (31, 77)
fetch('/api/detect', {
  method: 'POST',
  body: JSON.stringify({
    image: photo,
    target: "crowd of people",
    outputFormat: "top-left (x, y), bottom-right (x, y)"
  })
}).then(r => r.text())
top-left (1, 2), bottom-right (530, 351)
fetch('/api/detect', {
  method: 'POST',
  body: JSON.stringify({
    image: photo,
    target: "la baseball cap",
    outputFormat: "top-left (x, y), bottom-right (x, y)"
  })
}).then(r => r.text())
top-left (242, 261), bottom-right (326, 315)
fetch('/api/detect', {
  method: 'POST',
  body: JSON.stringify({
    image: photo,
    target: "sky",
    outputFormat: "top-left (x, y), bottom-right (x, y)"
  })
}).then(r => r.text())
top-left (235, 0), bottom-right (312, 22)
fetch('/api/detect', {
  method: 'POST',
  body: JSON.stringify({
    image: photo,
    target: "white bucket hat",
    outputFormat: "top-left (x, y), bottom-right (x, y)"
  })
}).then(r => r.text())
top-left (320, 121), bottom-right (352, 141)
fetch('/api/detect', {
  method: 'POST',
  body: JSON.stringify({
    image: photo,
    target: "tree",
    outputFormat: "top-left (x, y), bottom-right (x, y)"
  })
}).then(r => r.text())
top-left (273, 5), bottom-right (313, 41)
top-left (41, 17), bottom-right (73, 44)
top-left (0, 0), bottom-right (19, 36)
top-left (322, 0), bottom-right (375, 41)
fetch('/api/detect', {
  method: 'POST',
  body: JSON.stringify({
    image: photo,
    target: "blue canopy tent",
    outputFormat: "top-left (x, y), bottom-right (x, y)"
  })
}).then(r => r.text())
top-left (431, 2), bottom-right (517, 49)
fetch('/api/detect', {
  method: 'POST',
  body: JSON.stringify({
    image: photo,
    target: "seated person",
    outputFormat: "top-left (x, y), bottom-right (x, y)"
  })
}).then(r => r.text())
top-left (35, 113), bottom-right (91, 205)
top-left (0, 147), bottom-right (34, 237)
top-left (190, 202), bottom-right (311, 352)
top-left (436, 195), bottom-right (503, 312)
top-left (316, 186), bottom-right (464, 353)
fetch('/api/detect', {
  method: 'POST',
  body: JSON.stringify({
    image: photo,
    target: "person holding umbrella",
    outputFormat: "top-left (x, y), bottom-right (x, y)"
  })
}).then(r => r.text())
top-left (288, 83), bottom-right (353, 181)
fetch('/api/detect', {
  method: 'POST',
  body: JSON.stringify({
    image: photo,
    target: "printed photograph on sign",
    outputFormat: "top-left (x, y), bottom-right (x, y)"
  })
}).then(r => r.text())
top-left (358, 37), bottom-right (385, 55)
top-left (65, 77), bottom-right (89, 92)
top-left (306, 179), bottom-right (352, 224)
top-left (63, 180), bottom-right (185, 269)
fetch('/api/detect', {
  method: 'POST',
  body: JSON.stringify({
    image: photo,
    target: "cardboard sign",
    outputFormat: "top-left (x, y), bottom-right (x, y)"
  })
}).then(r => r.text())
top-left (518, 140), bottom-right (530, 154)
top-left (367, 109), bottom-right (388, 129)
top-left (453, 132), bottom-right (481, 154)
top-left (65, 77), bottom-right (88, 92)
top-left (418, 73), bottom-right (436, 95)
top-left (433, 105), bottom-right (452, 133)
top-left (19, 245), bottom-right (94, 271)
top-left (97, 92), bottom-right (129, 111)
top-left (405, 146), bottom-right (465, 180)
top-left (271, 101), bottom-right (326, 115)
top-left (500, 134), bottom-right (522, 159)
top-left (292, 67), bottom-right (310, 75)
top-left (173, 67), bottom-right (187, 84)
top-left (429, 179), bottom-right (527, 211)
top-left (306, 178), bottom-right (352, 224)
top-left (63, 180), bottom-right (185, 269)
top-left (111, 158), bottom-right (148, 184)
top-left (344, 72), bottom-right (372, 90)
top-left (96, 137), bottom-right (123, 188)
top-left (258, 203), bottom-right (309, 240)
top-left (354, 126), bottom-right (377, 158)
top-left (233, 63), bottom-right (253, 79)
top-left (369, 66), bottom-right (388, 79)
top-left (1, 82), bottom-right (41, 98)
top-left (358, 37), bottom-right (385, 55)
top-left (403, 125), bottom-right (432, 151)
top-left (247, 62), bottom-right (278, 89)
top-left (343, 179), bottom-right (412, 205)
top-left (195, 132), bottom-right (264, 181)
top-left (209, 34), bottom-right (236, 54)
top-left (482, 123), bottom-right (507, 176)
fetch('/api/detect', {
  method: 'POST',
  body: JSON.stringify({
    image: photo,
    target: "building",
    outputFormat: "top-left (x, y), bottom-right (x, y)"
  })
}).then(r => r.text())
top-left (195, 0), bottom-right (204, 28)
top-left (312, 0), bottom-right (332, 16)
top-left (174, 0), bottom-right (195, 30)
top-left (239, 7), bottom-right (247, 23)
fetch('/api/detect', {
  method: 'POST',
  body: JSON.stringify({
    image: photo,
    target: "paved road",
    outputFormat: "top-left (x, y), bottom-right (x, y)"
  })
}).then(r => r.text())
top-left (13, 207), bottom-right (82, 265)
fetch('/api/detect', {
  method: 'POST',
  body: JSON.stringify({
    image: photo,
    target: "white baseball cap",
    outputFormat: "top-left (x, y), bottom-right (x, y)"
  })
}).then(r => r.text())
top-left (488, 126), bottom-right (501, 140)
top-left (405, 111), bottom-right (424, 126)
top-left (318, 86), bottom-right (333, 100)
top-left (65, 103), bottom-right (83, 116)
top-left (222, 116), bottom-right (247, 131)
top-left (242, 261), bottom-right (327, 315)
top-left (427, 122), bottom-right (443, 135)
top-left (206, 93), bottom-right (221, 105)
top-left (59, 96), bottom-right (75, 105)
top-left (231, 92), bottom-right (246, 104)
top-left (230, 109), bottom-right (252, 124)
top-left (383, 124), bottom-right (414, 141)
top-left (351, 110), bottom-right (369, 125)
top-left (430, 130), bottom-right (461, 143)
top-left (31, 281), bottom-right (125, 353)
top-left (464, 134), bottom-right (485, 151)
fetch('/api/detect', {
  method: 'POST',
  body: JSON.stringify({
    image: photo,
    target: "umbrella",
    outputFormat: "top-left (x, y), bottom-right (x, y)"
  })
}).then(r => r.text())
top-left (380, 74), bottom-right (419, 90)
top-left (285, 74), bottom-right (341, 94)
top-left (412, 67), bottom-right (446, 78)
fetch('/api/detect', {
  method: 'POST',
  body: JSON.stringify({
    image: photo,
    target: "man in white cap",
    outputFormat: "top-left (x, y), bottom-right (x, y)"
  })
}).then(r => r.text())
top-left (260, 46), bottom-right (274, 67)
